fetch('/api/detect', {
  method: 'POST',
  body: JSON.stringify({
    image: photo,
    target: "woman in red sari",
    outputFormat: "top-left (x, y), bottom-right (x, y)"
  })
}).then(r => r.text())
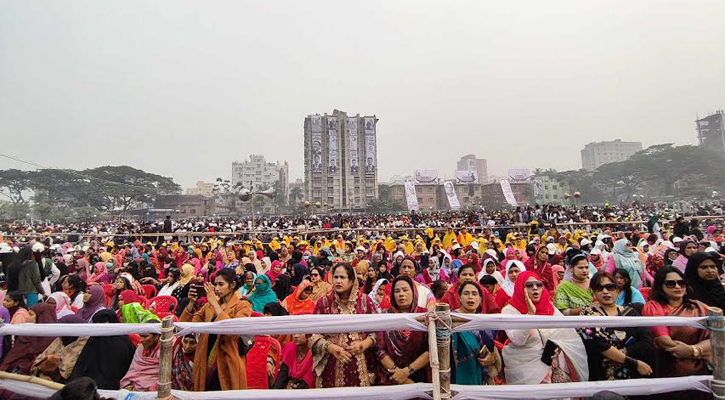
top-left (442, 264), bottom-right (499, 313)
top-left (524, 245), bottom-right (555, 292)
top-left (311, 263), bottom-right (378, 388)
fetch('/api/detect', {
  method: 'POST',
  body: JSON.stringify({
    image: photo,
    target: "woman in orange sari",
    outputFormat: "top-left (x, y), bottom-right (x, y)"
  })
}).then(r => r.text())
top-left (282, 281), bottom-right (315, 315)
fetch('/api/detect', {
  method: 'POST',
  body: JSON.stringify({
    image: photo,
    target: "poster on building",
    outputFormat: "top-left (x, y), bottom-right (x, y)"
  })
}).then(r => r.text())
top-left (312, 131), bottom-right (322, 173)
top-left (444, 181), bottom-right (461, 210)
top-left (508, 168), bottom-right (532, 183)
top-left (311, 115), bottom-right (322, 133)
top-left (500, 179), bottom-right (518, 207)
top-left (404, 180), bottom-right (419, 211)
top-left (349, 118), bottom-right (358, 173)
top-left (328, 131), bottom-right (338, 173)
top-left (364, 117), bottom-right (376, 175)
top-left (413, 170), bottom-right (439, 185)
top-left (533, 179), bottom-right (542, 197)
top-left (327, 116), bottom-right (338, 131)
top-left (455, 170), bottom-right (478, 184)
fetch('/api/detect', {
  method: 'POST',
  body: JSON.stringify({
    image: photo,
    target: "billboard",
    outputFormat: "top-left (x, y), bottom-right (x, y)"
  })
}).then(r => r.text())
top-left (404, 180), bottom-right (419, 211)
top-left (443, 181), bottom-right (461, 210)
top-left (413, 170), bottom-right (439, 185)
top-left (500, 179), bottom-right (518, 206)
top-left (364, 117), bottom-right (376, 175)
top-left (327, 117), bottom-right (338, 173)
top-left (455, 170), bottom-right (479, 184)
top-left (349, 118), bottom-right (359, 173)
top-left (508, 168), bottom-right (532, 183)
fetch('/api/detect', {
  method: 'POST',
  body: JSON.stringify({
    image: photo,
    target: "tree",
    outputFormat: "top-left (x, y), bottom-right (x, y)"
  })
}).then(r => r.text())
top-left (289, 186), bottom-right (303, 206)
top-left (0, 169), bottom-right (33, 203)
top-left (83, 166), bottom-right (181, 214)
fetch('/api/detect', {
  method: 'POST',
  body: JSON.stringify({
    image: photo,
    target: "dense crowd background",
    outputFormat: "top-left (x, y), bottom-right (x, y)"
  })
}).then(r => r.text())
top-left (0, 201), bottom-right (723, 400)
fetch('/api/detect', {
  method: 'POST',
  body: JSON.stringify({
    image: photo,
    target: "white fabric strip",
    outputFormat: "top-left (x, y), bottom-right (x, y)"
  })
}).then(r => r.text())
top-left (0, 322), bottom-right (163, 337)
top-left (171, 383), bottom-right (432, 400)
top-left (452, 313), bottom-right (708, 331)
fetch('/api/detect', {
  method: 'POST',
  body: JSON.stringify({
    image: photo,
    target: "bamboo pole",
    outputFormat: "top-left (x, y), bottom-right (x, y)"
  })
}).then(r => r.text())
top-left (435, 303), bottom-right (452, 400)
top-left (708, 307), bottom-right (725, 399)
top-left (0, 371), bottom-right (64, 391)
top-left (157, 315), bottom-right (175, 400)
top-left (427, 310), bottom-right (442, 400)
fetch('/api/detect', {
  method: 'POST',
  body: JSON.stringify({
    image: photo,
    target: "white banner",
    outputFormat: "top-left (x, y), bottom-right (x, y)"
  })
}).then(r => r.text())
top-left (348, 118), bottom-right (359, 173)
top-left (455, 170), bottom-right (478, 184)
top-left (404, 180), bottom-right (419, 211)
top-left (533, 179), bottom-right (542, 197)
top-left (364, 117), bottom-right (376, 175)
top-left (508, 168), bottom-right (532, 183)
top-left (500, 179), bottom-right (518, 207)
top-left (413, 170), bottom-right (439, 185)
top-left (311, 116), bottom-right (322, 173)
top-left (311, 115), bottom-right (322, 133)
top-left (328, 130), bottom-right (338, 173)
top-left (443, 181), bottom-right (460, 210)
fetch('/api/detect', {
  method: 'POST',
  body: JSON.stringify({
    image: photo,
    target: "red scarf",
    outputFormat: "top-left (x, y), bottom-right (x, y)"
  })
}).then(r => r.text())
top-left (508, 271), bottom-right (555, 315)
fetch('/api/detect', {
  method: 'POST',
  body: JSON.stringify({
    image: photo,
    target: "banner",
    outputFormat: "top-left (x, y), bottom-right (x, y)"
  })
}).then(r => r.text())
top-left (455, 170), bottom-right (478, 184)
top-left (311, 115), bottom-right (322, 133)
top-left (349, 118), bottom-right (359, 173)
top-left (364, 117), bottom-right (376, 175)
top-left (327, 117), bottom-right (338, 173)
top-left (533, 179), bottom-right (542, 197)
top-left (443, 181), bottom-right (461, 210)
top-left (404, 181), bottom-right (419, 211)
top-left (508, 168), bottom-right (532, 183)
top-left (413, 170), bottom-right (439, 185)
top-left (500, 179), bottom-right (518, 206)
top-left (311, 116), bottom-right (322, 173)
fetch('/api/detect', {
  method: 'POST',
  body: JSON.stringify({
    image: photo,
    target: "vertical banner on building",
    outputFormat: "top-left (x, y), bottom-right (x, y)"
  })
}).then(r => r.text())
top-left (348, 118), bottom-right (358, 173)
top-left (311, 116), bottom-right (322, 173)
top-left (364, 117), bottom-right (376, 175)
top-left (500, 179), bottom-right (518, 207)
top-left (327, 117), bottom-right (338, 173)
top-left (404, 180), bottom-right (419, 211)
top-left (443, 181), bottom-right (461, 210)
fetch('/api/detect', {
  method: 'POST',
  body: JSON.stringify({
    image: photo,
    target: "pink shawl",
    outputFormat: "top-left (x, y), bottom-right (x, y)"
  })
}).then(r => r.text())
top-left (282, 341), bottom-right (314, 388)
top-left (120, 343), bottom-right (160, 391)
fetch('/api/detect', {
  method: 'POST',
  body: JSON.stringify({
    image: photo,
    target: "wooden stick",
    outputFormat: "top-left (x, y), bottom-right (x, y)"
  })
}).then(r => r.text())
top-left (157, 315), bottom-right (175, 400)
top-left (0, 371), bottom-right (64, 391)
top-left (708, 307), bottom-right (725, 399)
top-left (435, 303), bottom-right (452, 400)
top-left (427, 311), bottom-right (442, 400)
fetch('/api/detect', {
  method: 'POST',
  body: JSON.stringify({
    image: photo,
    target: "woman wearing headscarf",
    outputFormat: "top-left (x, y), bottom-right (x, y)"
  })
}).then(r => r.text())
top-left (68, 310), bottom-right (136, 389)
top-left (502, 271), bottom-right (588, 385)
top-left (86, 262), bottom-right (111, 286)
top-left (494, 260), bottom-right (526, 310)
top-left (7, 245), bottom-right (45, 307)
top-left (477, 258), bottom-right (504, 285)
top-left (421, 256), bottom-right (442, 285)
top-left (121, 327), bottom-right (161, 391)
top-left (309, 266), bottom-right (332, 302)
top-left (685, 252), bottom-right (725, 310)
top-left (273, 273), bottom-right (293, 302)
top-left (282, 281), bottom-right (316, 315)
top-left (120, 291), bottom-right (160, 323)
top-left (47, 291), bottom-right (75, 319)
top-left (524, 245), bottom-right (556, 292)
top-left (248, 274), bottom-right (278, 313)
top-left (30, 314), bottom-right (88, 382)
top-left (672, 239), bottom-right (698, 273)
top-left (368, 278), bottom-right (389, 313)
top-left (605, 239), bottom-right (649, 288)
top-left (266, 260), bottom-right (285, 285)
top-left (441, 264), bottom-right (499, 313)
top-left (238, 271), bottom-right (257, 297)
top-left (0, 302), bottom-right (57, 374)
top-left (77, 285), bottom-right (105, 322)
top-left (439, 252), bottom-right (453, 283)
top-left (273, 333), bottom-right (314, 389)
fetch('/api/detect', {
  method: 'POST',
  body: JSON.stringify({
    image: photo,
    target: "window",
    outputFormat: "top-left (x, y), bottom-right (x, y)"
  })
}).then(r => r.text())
top-left (354, 177), bottom-right (360, 184)
top-left (190, 208), bottom-right (196, 214)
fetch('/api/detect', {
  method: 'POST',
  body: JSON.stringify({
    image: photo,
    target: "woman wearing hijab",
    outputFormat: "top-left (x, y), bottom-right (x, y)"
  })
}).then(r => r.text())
top-left (477, 258), bottom-right (504, 285)
top-left (248, 274), bottom-right (278, 313)
top-left (495, 260), bottom-right (526, 310)
top-left (273, 333), bottom-right (314, 389)
top-left (238, 271), bottom-right (257, 297)
top-left (47, 292), bottom-right (75, 319)
top-left (86, 262), bottom-right (111, 286)
top-left (421, 256), bottom-right (442, 285)
top-left (30, 314), bottom-right (88, 382)
top-left (282, 281), bottom-right (316, 315)
top-left (68, 310), bottom-right (136, 389)
top-left (7, 245), bottom-right (45, 307)
top-left (120, 290), bottom-right (160, 323)
top-left (0, 303), bottom-right (57, 374)
top-left (273, 273), bottom-right (293, 302)
top-left (605, 239), bottom-right (649, 288)
top-left (368, 278), bottom-right (389, 313)
top-left (685, 252), bottom-right (725, 310)
top-left (672, 239), bottom-right (698, 273)
top-left (77, 285), bottom-right (105, 322)
top-left (121, 327), bottom-right (161, 391)
top-left (502, 271), bottom-right (588, 385)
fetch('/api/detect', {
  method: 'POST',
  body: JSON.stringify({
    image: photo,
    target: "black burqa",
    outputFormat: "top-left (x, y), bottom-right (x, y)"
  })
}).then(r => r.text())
top-left (685, 252), bottom-right (725, 310)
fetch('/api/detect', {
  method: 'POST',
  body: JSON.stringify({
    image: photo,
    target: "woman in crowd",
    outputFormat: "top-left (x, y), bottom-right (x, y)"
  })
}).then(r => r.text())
top-left (273, 333), bottom-right (314, 389)
top-left (309, 266), bottom-right (332, 302)
top-left (119, 291), bottom-right (160, 323)
top-left (238, 271), bottom-right (256, 297)
top-left (248, 274), bottom-right (278, 313)
top-left (642, 266), bottom-right (712, 400)
top-left (578, 272), bottom-right (655, 381)
top-left (282, 280), bottom-right (316, 315)
top-left (672, 239), bottom-right (698, 272)
top-left (376, 276), bottom-right (430, 385)
top-left (477, 258), bottom-right (503, 286)
top-left (8, 245), bottom-right (44, 307)
top-left (554, 252), bottom-right (593, 316)
top-left (121, 326), bottom-right (161, 391)
top-left (478, 275), bottom-right (500, 297)
top-left (86, 262), bottom-right (111, 286)
top-left (362, 264), bottom-right (379, 295)
top-left (524, 245), bottom-right (556, 292)
top-left (180, 268), bottom-right (252, 390)
top-left (266, 260), bottom-right (285, 285)
top-left (311, 262), bottom-right (378, 388)
top-left (77, 285), bottom-right (105, 322)
top-left (420, 256), bottom-right (442, 285)
top-left (495, 260), bottom-right (525, 309)
top-left (502, 271), bottom-right (588, 385)
top-left (156, 268), bottom-right (181, 298)
top-left (171, 335), bottom-right (197, 391)
top-left (3, 291), bottom-right (30, 323)
top-left (110, 275), bottom-right (134, 311)
top-left (685, 252), bottom-right (725, 310)
top-left (273, 273), bottom-right (294, 301)
top-left (394, 257), bottom-right (436, 309)
top-left (451, 281), bottom-right (500, 385)
top-left (607, 239), bottom-right (648, 288)
top-left (369, 278), bottom-right (389, 313)
top-left (176, 263), bottom-right (195, 298)
top-left (442, 264), bottom-right (499, 313)
top-left (62, 274), bottom-right (86, 309)
top-left (47, 292), bottom-right (74, 320)
top-left (0, 306), bottom-right (10, 359)
top-left (614, 269), bottom-right (646, 307)
top-left (68, 310), bottom-right (136, 389)
top-left (589, 248), bottom-right (604, 272)
top-left (0, 303), bottom-right (57, 374)
top-left (377, 262), bottom-right (394, 282)
top-left (30, 314), bottom-right (89, 382)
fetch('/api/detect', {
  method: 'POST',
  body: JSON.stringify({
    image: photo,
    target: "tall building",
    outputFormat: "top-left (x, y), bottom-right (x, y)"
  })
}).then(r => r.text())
top-left (456, 154), bottom-right (488, 184)
top-left (185, 181), bottom-right (215, 196)
top-left (232, 155), bottom-right (288, 191)
top-left (304, 109), bottom-right (379, 210)
top-left (580, 139), bottom-right (642, 171)
top-left (696, 110), bottom-right (725, 157)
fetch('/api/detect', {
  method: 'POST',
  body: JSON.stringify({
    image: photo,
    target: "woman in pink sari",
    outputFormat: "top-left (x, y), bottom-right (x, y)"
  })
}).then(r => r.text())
top-left (121, 328), bottom-right (160, 391)
top-left (86, 262), bottom-right (111, 286)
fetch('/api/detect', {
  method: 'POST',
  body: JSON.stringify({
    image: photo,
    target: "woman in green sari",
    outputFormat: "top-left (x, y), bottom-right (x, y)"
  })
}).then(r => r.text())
top-left (450, 281), bottom-right (500, 385)
top-left (554, 252), bottom-right (593, 316)
top-left (119, 290), bottom-right (160, 323)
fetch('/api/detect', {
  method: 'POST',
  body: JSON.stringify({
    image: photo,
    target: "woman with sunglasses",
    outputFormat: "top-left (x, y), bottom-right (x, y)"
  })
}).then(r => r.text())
top-left (308, 267), bottom-right (332, 302)
top-left (578, 272), bottom-right (654, 381)
top-left (642, 266), bottom-right (712, 399)
top-left (502, 271), bottom-right (588, 385)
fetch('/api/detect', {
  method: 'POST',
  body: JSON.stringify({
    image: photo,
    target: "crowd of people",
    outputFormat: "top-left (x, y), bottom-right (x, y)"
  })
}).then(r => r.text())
top-left (0, 203), bottom-right (723, 400)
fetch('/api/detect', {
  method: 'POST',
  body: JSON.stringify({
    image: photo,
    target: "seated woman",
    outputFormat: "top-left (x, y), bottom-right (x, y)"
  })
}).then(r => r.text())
top-left (479, 275), bottom-right (500, 297)
top-left (369, 278), bottom-right (389, 313)
top-left (442, 264), bottom-right (499, 313)
top-left (613, 269), bottom-right (646, 307)
top-left (62, 274), bottom-right (86, 309)
top-left (394, 257), bottom-right (436, 309)
top-left (47, 292), bottom-right (74, 320)
top-left (248, 274), bottom-right (278, 314)
top-left (554, 252), bottom-right (593, 316)
top-left (502, 271), bottom-right (588, 385)
top-left (68, 310), bottom-right (136, 390)
top-left (238, 271), bottom-right (256, 297)
top-left (172, 335), bottom-right (198, 391)
top-left (273, 333), bottom-right (314, 389)
top-left (119, 290), bottom-right (160, 323)
top-left (376, 276), bottom-right (430, 385)
top-left (309, 266), bottom-right (332, 302)
top-left (642, 266), bottom-right (712, 400)
top-left (494, 260), bottom-right (525, 310)
top-left (77, 285), bottom-right (105, 322)
top-left (578, 272), bottom-right (654, 381)
top-left (31, 314), bottom-right (89, 382)
top-left (110, 275), bottom-right (134, 311)
top-left (120, 324), bottom-right (161, 392)
top-left (3, 291), bottom-right (30, 324)
top-left (451, 281), bottom-right (500, 385)
top-left (0, 303), bottom-right (57, 374)
top-left (477, 258), bottom-right (504, 285)
top-left (282, 281), bottom-right (315, 315)
top-left (685, 252), bottom-right (725, 310)
top-left (180, 268), bottom-right (252, 390)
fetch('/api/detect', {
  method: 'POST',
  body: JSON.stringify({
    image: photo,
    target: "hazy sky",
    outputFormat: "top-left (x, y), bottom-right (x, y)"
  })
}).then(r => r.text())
top-left (1, 0), bottom-right (724, 188)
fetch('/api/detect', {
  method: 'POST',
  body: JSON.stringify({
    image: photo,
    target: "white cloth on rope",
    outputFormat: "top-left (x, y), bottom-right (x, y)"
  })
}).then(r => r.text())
top-left (0, 322), bottom-right (163, 337)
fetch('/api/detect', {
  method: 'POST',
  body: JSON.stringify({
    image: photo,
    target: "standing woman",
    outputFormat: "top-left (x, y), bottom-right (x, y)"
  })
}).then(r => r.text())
top-left (7, 246), bottom-right (45, 307)
top-left (180, 268), bottom-right (252, 390)
top-left (441, 264), bottom-right (499, 313)
top-left (376, 276), bottom-right (430, 385)
top-left (0, 303), bottom-right (57, 374)
top-left (685, 252), bottom-right (725, 310)
top-left (310, 263), bottom-right (378, 388)
top-left (554, 252), bottom-right (593, 316)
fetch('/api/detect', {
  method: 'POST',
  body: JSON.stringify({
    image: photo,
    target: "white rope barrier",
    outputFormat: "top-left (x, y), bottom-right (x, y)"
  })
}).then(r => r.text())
top-left (452, 313), bottom-right (710, 331)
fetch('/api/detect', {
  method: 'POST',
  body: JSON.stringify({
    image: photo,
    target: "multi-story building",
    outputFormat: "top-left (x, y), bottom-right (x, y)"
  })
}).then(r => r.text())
top-left (696, 110), bottom-right (725, 157)
top-left (580, 139), bottom-right (642, 171)
top-left (232, 155), bottom-right (288, 192)
top-left (481, 181), bottom-right (532, 209)
top-left (534, 175), bottom-right (570, 205)
top-left (388, 182), bottom-right (483, 211)
top-left (185, 181), bottom-right (215, 196)
top-left (304, 110), bottom-right (379, 210)
top-left (456, 154), bottom-right (488, 184)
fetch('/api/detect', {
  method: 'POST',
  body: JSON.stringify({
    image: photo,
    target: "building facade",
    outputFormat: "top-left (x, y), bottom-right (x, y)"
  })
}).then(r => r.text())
top-left (580, 139), bottom-right (643, 170)
top-left (534, 175), bottom-right (570, 205)
top-left (232, 155), bottom-right (289, 192)
top-left (696, 110), bottom-right (725, 157)
top-left (185, 181), bottom-right (215, 196)
top-left (456, 154), bottom-right (488, 184)
top-left (304, 110), bottom-right (379, 210)
top-left (480, 182), bottom-right (532, 209)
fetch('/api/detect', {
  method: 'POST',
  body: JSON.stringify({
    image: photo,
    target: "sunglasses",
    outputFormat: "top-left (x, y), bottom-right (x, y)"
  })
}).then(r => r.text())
top-left (593, 283), bottom-right (617, 292)
top-left (524, 281), bottom-right (544, 289)
top-left (310, 273), bottom-right (320, 277)
top-left (663, 279), bottom-right (686, 289)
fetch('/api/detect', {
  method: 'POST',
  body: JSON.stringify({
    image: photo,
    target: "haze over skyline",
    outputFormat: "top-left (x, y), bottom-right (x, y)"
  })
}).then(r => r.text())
top-left (1, 0), bottom-right (724, 189)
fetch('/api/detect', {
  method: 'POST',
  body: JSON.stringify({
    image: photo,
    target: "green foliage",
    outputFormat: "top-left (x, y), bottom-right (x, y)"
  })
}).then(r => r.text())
top-left (0, 169), bottom-right (33, 203)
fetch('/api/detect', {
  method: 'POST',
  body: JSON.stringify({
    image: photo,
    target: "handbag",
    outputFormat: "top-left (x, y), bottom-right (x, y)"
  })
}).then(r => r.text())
top-left (238, 335), bottom-right (255, 356)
